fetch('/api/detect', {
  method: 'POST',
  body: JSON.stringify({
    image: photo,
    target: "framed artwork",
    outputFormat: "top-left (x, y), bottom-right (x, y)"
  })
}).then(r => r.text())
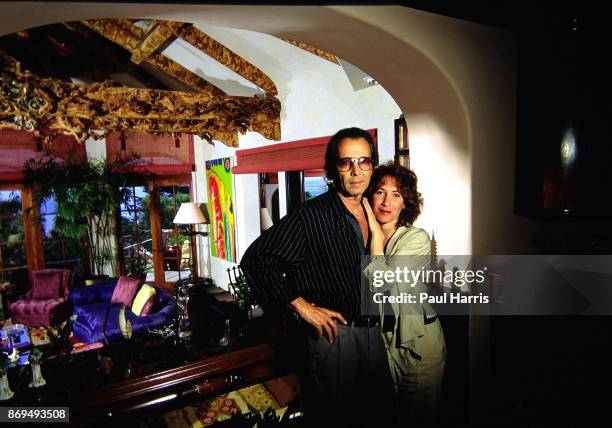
top-left (206, 157), bottom-right (236, 262)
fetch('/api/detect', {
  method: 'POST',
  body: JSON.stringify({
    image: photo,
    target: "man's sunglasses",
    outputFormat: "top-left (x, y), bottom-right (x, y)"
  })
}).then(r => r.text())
top-left (336, 157), bottom-right (373, 172)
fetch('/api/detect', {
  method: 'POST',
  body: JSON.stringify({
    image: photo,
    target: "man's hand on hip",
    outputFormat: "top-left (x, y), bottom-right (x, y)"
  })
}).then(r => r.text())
top-left (289, 297), bottom-right (347, 343)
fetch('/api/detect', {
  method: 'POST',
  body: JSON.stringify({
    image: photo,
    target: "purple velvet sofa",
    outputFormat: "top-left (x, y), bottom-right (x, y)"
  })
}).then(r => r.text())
top-left (70, 280), bottom-right (178, 344)
top-left (9, 269), bottom-right (73, 327)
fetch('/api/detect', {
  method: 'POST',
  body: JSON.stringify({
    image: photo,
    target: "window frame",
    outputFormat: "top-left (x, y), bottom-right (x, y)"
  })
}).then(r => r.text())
top-left (39, 196), bottom-right (84, 271)
top-left (0, 187), bottom-right (27, 277)
top-left (117, 175), bottom-right (194, 291)
top-left (0, 184), bottom-right (43, 282)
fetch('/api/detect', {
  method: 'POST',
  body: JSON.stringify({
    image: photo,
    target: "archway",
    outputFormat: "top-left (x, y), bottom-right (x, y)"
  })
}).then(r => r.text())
top-left (0, 3), bottom-right (473, 255)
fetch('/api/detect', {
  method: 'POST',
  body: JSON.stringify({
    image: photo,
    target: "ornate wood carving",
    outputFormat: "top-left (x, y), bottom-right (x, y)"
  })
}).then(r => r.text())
top-left (83, 19), bottom-right (279, 96)
top-left (83, 19), bottom-right (141, 50)
top-left (280, 38), bottom-right (340, 65)
top-left (130, 21), bottom-right (183, 65)
top-left (176, 25), bottom-right (278, 96)
top-left (81, 20), bottom-right (225, 96)
top-left (63, 22), bottom-right (170, 91)
top-left (0, 51), bottom-right (281, 147)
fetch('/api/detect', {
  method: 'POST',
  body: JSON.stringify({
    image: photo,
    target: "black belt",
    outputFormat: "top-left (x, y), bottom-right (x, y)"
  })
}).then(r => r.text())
top-left (349, 315), bottom-right (380, 328)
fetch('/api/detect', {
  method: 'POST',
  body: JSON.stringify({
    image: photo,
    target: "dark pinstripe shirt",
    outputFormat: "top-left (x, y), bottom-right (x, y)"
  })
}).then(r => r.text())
top-left (241, 191), bottom-right (366, 322)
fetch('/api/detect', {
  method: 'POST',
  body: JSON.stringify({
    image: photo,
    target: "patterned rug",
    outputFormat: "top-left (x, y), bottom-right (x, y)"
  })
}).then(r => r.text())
top-left (164, 392), bottom-right (245, 428)
top-left (163, 383), bottom-right (284, 428)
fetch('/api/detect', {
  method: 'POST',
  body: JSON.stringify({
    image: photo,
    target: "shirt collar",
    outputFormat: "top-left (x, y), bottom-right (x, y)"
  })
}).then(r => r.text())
top-left (327, 191), bottom-right (367, 254)
top-left (328, 190), bottom-right (354, 219)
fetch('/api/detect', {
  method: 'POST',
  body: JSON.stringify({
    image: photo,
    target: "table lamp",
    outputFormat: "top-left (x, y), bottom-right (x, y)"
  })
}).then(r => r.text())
top-left (172, 202), bottom-right (208, 282)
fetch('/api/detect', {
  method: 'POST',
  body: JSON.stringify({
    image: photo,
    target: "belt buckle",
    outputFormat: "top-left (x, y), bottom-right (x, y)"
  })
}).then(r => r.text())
top-left (362, 315), bottom-right (377, 328)
top-left (349, 316), bottom-right (377, 328)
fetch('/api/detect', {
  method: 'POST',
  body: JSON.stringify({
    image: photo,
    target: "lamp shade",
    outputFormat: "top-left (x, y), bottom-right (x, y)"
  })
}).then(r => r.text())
top-left (173, 202), bottom-right (208, 224)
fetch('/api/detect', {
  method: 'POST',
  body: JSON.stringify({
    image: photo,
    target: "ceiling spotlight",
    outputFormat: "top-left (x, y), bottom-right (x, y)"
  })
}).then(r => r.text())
top-left (364, 77), bottom-right (379, 86)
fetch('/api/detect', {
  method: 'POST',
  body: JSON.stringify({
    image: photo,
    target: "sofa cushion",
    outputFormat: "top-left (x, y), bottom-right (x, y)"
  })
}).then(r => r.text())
top-left (110, 276), bottom-right (141, 307)
top-left (72, 303), bottom-right (125, 344)
top-left (31, 271), bottom-right (62, 300)
top-left (72, 302), bottom-right (110, 338)
top-left (131, 284), bottom-right (157, 316)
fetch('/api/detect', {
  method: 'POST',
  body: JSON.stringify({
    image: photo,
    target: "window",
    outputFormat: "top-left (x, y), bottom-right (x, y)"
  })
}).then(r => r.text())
top-left (159, 185), bottom-right (192, 284)
top-left (395, 115), bottom-right (410, 168)
top-left (119, 186), bottom-right (154, 281)
top-left (118, 183), bottom-right (195, 288)
top-left (0, 190), bottom-right (27, 284)
top-left (304, 172), bottom-right (328, 201)
top-left (40, 197), bottom-right (83, 271)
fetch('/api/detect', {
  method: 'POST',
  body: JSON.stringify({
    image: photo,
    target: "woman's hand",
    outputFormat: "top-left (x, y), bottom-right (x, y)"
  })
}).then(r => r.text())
top-left (363, 198), bottom-right (385, 255)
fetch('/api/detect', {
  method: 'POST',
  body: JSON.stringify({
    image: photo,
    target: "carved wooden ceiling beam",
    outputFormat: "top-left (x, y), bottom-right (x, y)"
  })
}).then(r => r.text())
top-left (144, 54), bottom-right (224, 95)
top-left (63, 22), bottom-right (170, 90)
top-left (130, 21), bottom-right (183, 65)
top-left (0, 51), bottom-right (280, 148)
top-left (279, 38), bottom-right (340, 65)
top-left (81, 19), bottom-right (225, 96)
top-left (174, 25), bottom-right (278, 96)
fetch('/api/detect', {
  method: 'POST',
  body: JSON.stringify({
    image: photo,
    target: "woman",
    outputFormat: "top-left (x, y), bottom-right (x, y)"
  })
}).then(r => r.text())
top-left (363, 163), bottom-right (446, 427)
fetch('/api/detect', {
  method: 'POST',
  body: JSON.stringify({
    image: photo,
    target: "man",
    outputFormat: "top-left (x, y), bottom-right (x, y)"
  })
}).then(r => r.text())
top-left (241, 127), bottom-right (394, 427)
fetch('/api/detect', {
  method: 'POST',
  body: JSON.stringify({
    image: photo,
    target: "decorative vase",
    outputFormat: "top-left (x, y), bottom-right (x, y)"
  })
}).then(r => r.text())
top-left (219, 318), bottom-right (231, 347)
top-left (28, 363), bottom-right (46, 388)
top-left (0, 374), bottom-right (14, 400)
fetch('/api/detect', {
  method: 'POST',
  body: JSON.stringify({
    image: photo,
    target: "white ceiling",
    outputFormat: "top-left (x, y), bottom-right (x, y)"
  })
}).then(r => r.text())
top-left (161, 37), bottom-right (266, 97)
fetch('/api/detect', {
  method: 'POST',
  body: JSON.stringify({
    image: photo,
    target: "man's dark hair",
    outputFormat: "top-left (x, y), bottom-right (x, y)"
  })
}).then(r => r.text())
top-left (324, 127), bottom-right (378, 188)
top-left (367, 162), bottom-right (424, 226)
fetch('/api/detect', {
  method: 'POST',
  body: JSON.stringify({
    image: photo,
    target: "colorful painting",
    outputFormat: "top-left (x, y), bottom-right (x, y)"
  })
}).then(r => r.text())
top-left (206, 157), bottom-right (236, 262)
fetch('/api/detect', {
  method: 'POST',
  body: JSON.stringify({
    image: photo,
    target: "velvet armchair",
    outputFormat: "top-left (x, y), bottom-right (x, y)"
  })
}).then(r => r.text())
top-left (9, 269), bottom-right (73, 327)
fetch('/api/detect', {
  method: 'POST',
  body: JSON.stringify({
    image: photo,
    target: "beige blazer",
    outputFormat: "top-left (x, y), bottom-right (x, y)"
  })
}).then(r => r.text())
top-left (363, 226), bottom-right (437, 362)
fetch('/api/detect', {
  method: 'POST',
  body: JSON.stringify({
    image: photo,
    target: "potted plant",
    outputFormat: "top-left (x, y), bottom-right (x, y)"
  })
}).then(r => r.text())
top-left (24, 156), bottom-right (131, 278)
top-left (124, 254), bottom-right (151, 282)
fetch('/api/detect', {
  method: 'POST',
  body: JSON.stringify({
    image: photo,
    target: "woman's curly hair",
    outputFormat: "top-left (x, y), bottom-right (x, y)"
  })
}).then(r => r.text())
top-left (367, 162), bottom-right (424, 227)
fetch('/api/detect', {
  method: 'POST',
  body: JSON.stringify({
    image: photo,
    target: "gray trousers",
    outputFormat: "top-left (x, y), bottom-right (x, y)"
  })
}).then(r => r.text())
top-left (300, 323), bottom-right (395, 427)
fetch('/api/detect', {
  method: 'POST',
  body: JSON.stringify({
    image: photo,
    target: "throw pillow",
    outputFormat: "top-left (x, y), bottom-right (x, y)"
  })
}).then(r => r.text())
top-left (31, 271), bottom-right (62, 300)
top-left (138, 295), bottom-right (156, 316)
top-left (110, 276), bottom-right (141, 307)
top-left (131, 284), bottom-right (157, 316)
